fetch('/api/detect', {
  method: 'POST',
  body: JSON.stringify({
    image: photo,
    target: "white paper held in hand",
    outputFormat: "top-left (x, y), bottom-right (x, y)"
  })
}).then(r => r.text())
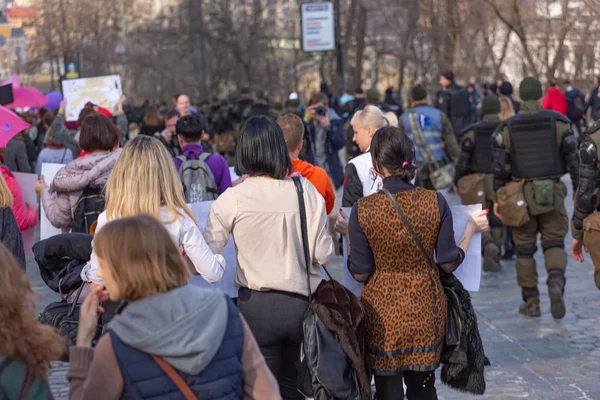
top-left (449, 204), bottom-right (482, 292)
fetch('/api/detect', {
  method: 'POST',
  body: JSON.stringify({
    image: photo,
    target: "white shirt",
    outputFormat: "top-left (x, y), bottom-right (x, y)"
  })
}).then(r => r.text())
top-left (203, 176), bottom-right (334, 296)
top-left (82, 207), bottom-right (226, 285)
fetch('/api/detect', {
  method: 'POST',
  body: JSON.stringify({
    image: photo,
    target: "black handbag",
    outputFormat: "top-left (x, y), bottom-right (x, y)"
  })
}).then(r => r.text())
top-left (293, 176), bottom-right (368, 400)
top-left (38, 283), bottom-right (103, 361)
top-left (382, 189), bottom-right (462, 346)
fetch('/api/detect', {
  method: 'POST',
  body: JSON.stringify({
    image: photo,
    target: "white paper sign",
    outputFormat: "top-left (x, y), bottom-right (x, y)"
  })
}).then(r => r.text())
top-left (12, 172), bottom-right (38, 255)
top-left (188, 201), bottom-right (238, 297)
top-left (341, 207), bottom-right (364, 297)
top-left (301, 2), bottom-right (335, 52)
top-left (450, 204), bottom-right (482, 292)
top-left (62, 75), bottom-right (122, 122)
top-left (40, 163), bottom-right (65, 240)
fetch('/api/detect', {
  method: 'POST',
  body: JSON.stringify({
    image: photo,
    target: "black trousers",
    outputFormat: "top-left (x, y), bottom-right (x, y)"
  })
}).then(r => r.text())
top-left (237, 287), bottom-right (308, 400)
top-left (375, 371), bottom-right (437, 400)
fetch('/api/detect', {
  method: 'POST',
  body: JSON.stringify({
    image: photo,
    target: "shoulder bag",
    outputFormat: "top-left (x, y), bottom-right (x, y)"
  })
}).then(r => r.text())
top-left (382, 189), bottom-right (461, 346)
top-left (293, 176), bottom-right (369, 400)
top-left (408, 110), bottom-right (455, 190)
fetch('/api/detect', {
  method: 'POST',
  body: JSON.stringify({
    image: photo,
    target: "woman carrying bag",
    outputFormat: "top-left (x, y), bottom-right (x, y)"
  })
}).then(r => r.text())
top-left (345, 126), bottom-right (488, 399)
top-left (203, 115), bottom-right (334, 399)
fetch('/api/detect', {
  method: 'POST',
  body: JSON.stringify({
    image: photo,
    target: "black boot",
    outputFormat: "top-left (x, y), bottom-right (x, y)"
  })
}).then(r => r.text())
top-left (547, 271), bottom-right (566, 319)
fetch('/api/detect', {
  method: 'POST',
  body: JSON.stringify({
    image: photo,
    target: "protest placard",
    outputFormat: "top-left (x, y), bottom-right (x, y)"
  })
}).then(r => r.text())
top-left (62, 75), bottom-right (122, 122)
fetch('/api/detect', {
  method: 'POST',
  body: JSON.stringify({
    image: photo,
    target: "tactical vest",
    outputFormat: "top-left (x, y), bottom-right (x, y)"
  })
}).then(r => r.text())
top-left (402, 106), bottom-right (443, 162)
top-left (507, 111), bottom-right (565, 179)
top-left (471, 122), bottom-right (501, 173)
top-left (110, 298), bottom-right (244, 400)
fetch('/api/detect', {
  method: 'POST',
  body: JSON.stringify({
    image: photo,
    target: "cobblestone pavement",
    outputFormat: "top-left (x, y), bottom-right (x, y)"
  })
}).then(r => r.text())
top-left (34, 178), bottom-right (600, 399)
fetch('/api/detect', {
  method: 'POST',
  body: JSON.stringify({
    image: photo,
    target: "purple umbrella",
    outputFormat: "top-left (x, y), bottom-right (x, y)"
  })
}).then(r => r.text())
top-left (44, 91), bottom-right (63, 111)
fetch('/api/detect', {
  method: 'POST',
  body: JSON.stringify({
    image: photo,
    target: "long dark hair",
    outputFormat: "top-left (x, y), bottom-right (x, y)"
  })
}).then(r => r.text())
top-left (371, 126), bottom-right (417, 181)
top-left (235, 115), bottom-right (292, 179)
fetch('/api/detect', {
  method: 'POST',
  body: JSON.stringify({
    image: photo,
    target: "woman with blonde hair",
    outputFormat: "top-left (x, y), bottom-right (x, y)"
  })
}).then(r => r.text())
top-left (499, 96), bottom-right (516, 120)
top-left (69, 215), bottom-right (280, 399)
top-left (343, 105), bottom-right (398, 207)
top-left (82, 135), bottom-right (225, 290)
top-left (334, 105), bottom-right (398, 241)
top-left (0, 242), bottom-right (64, 398)
top-left (0, 172), bottom-right (26, 267)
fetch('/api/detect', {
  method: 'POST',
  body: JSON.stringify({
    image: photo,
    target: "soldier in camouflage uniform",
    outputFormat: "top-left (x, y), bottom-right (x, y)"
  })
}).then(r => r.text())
top-left (492, 77), bottom-right (579, 319)
top-left (455, 94), bottom-right (504, 272)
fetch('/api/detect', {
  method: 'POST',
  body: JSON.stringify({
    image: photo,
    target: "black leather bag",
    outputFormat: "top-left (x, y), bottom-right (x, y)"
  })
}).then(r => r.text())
top-left (38, 283), bottom-right (103, 361)
top-left (382, 189), bottom-right (461, 346)
top-left (293, 176), bottom-right (369, 400)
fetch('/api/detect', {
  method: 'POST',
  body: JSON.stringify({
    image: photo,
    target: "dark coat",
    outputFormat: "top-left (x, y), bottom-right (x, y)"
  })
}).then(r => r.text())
top-left (299, 279), bottom-right (371, 400)
top-left (0, 207), bottom-right (25, 269)
top-left (304, 109), bottom-right (346, 189)
top-left (439, 270), bottom-right (486, 395)
top-left (33, 233), bottom-right (92, 296)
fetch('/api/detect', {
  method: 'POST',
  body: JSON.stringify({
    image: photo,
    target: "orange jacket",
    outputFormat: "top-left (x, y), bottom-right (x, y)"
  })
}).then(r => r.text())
top-left (292, 159), bottom-right (335, 214)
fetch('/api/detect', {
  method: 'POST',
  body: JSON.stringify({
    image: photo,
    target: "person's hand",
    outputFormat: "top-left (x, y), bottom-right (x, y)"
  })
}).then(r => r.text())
top-left (117, 94), bottom-right (126, 112)
top-left (334, 208), bottom-right (349, 237)
top-left (308, 105), bottom-right (330, 127)
top-left (34, 175), bottom-right (47, 197)
top-left (76, 286), bottom-right (104, 348)
top-left (59, 100), bottom-right (67, 114)
top-left (493, 203), bottom-right (502, 220)
top-left (468, 210), bottom-right (489, 233)
top-left (571, 238), bottom-right (588, 262)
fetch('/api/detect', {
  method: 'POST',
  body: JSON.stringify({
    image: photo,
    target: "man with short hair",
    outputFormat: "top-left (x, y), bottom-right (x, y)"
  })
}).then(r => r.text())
top-left (173, 114), bottom-right (232, 198)
top-left (176, 94), bottom-right (193, 117)
top-left (157, 110), bottom-right (181, 157)
top-left (304, 92), bottom-right (346, 190)
top-left (278, 114), bottom-right (335, 214)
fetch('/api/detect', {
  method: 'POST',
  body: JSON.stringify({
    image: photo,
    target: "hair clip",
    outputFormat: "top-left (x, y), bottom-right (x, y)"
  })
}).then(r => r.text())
top-left (402, 161), bottom-right (409, 169)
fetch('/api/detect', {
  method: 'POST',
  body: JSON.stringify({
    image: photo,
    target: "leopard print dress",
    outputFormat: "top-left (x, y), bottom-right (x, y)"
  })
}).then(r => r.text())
top-left (357, 186), bottom-right (446, 374)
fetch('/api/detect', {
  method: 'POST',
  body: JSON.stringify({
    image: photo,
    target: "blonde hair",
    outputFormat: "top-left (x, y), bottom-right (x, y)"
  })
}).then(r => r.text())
top-left (94, 214), bottom-right (189, 300)
top-left (499, 96), bottom-right (515, 120)
top-left (0, 173), bottom-right (14, 208)
top-left (105, 135), bottom-right (196, 224)
top-left (351, 105), bottom-right (399, 130)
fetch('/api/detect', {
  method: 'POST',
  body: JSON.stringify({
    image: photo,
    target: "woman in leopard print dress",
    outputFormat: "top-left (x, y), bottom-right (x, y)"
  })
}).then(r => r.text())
top-left (346, 127), bottom-right (488, 400)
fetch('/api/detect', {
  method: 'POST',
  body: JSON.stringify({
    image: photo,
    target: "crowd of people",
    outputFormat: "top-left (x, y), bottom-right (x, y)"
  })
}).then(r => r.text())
top-left (1, 70), bottom-right (600, 400)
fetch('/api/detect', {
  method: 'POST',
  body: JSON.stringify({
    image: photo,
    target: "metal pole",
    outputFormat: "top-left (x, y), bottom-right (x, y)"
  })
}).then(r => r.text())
top-left (335, 0), bottom-right (344, 99)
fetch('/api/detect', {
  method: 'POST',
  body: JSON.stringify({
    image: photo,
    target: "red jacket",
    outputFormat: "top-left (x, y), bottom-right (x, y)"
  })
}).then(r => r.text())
top-left (1, 165), bottom-right (38, 231)
top-left (542, 87), bottom-right (568, 115)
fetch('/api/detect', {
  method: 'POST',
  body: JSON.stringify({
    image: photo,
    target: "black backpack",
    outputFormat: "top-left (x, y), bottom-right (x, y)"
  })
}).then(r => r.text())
top-left (72, 186), bottom-right (105, 234)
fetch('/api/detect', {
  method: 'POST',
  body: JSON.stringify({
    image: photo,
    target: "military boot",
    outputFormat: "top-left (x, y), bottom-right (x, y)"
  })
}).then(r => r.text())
top-left (483, 242), bottom-right (501, 272)
top-left (547, 271), bottom-right (566, 319)
top-left (519, 287), bottom-right (541, 317)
